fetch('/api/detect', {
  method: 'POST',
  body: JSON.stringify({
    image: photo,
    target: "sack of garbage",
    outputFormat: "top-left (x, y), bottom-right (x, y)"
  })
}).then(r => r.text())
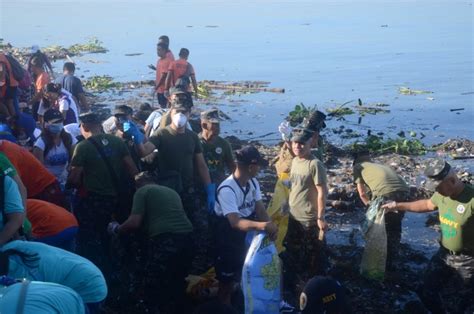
top-left (242, 232), bottom-right (281, 314)
top-left (360, 197), bottom-right (387, 280)
top-left (266, 174), bottom-right (290, 252)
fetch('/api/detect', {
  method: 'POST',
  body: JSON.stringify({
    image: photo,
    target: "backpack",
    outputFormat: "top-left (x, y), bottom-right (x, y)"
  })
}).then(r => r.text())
top-left (18, 69), bottom-right (32, 89)
top-left (4, 54), bottom-right (25, 82)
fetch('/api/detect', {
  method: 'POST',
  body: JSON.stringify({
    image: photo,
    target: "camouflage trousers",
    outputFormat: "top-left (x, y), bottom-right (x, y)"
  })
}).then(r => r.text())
top-left (281, 215), bottom-right (328, 295)
top-left (181, 192), bottom-right (213, 274)
top-left (74, 193), bottom-right (119, 282)
top-left (381, 191), bottom-right (408, 270)
top-left (419, 247), bottom-right (474, 314)
top-left (130, 232), bottom-right (194, 314)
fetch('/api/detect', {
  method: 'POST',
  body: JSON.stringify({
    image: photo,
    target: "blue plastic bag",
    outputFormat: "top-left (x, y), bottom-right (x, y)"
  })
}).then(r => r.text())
top-left (242, 232), bottom-right (281, 314)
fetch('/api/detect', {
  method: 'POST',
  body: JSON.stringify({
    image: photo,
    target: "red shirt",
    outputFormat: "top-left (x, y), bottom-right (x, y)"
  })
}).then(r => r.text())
top-left (0, 140), bottom-right (57, 197)
top-left (168, 59), bottom-right (195, 87)
top-left (155, 51), bottom-right (175, 93)
top-left (27, 199), bottom-right (78, 238)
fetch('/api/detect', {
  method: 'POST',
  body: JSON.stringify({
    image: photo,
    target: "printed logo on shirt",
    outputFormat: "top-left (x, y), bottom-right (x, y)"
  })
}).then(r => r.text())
top-left (440, 213), bottom-right (458, 239)
top-left (215, 147), bottom-right (222, 154)
top-left (456, 204), bottom-right (466, 214)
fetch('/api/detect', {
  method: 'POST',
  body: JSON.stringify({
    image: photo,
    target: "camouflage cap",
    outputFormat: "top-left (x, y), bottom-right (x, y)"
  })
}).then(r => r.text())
top-left (79, 112), bottom-right (103, 124)
top-left (200, 108), bottom-right (220, 123)
top-left (170, 97), bottom-right (192, 112)
top-left (421, 158), bottom-right (451, 191)
top-left (291, 127), bottom-right (315, 143)
top-left (303, 110), bottom-right (327, 132)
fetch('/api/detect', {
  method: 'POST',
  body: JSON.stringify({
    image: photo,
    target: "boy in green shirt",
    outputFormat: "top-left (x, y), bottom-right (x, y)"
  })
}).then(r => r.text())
top-left (282, 127), bottom-right (328, 296)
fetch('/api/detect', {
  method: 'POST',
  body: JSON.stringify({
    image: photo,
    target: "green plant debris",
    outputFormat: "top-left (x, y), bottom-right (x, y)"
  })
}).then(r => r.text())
top-left (84, 75), bottom-right (120, 91)
top-left (350, 135), bottom-right (427, 155)
top-left (288, 103), bottom-right (317, 127)
top-left (197, 84), bottom-right (211, 98)
top-left (43, 38), bottom-right (107, 55)
top-left (355, 106), bottom-right (390, 115)
top-left (68, 37), bottom-right (108, 54)
top-left (398, 87), bottom-right (433, 95)
top-left (327, 107), bottom-right (355, 117)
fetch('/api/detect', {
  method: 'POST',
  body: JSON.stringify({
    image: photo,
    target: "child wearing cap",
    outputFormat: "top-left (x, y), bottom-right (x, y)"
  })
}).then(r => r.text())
top-left (213, 145), bottom-right (278, 306)
top-left (282, 127), bottom-right (329, 295)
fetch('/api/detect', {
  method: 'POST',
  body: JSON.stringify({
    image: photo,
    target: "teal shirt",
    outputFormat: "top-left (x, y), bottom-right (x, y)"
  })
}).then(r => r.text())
top-left (0, 281), bottom-right (85, 314)
top-left (2, 241), bottom-right (107, 303)
top-left (0, 176), bottom-right (24, 230)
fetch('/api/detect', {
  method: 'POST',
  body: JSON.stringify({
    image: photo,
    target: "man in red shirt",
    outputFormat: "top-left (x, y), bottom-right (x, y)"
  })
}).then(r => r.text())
top-left (154, 41), bottom-right (174, 108)
top-left (165, 48), bottom-right (198, 98)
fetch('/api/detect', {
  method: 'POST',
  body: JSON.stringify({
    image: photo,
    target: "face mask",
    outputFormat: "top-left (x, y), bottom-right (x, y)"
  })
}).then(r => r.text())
top-left (47, 123), bottom-right (63, 134)
top-left (172, 112), bottom-right (187, 128)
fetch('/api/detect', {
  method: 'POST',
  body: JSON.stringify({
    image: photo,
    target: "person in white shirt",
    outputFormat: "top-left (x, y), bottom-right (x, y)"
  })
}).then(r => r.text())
top-left (33, 109), bottom-right (76, 187)
top-left (38, 83), bottom-right (79, 125)
top-left (213, 145), bottom-right (277, 306)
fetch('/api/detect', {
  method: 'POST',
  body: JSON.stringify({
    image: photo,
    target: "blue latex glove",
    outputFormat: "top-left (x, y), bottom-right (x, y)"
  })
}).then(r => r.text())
top-left (205, 183), bottom-right (216, 214)
top-left (123, 121), bottom-right (144, 144)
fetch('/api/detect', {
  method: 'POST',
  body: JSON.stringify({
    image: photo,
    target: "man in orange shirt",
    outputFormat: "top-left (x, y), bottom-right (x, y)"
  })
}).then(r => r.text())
top-left (165, 48), bottom-right (198, 97)
top-left (27, 56), bottom-right (50, 121)
top-left (27, 199), bottom-right (78, 251)
top-left (155, 42), bottom-right (174, 108)
top-left (0, 140), bottom-right (65, 207)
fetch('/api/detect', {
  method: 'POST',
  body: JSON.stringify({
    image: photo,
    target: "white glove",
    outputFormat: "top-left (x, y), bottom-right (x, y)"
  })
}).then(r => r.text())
top-left (278, 121), bottom-right (291, 141)
top-left (107, 221), bottom-right (120, 235)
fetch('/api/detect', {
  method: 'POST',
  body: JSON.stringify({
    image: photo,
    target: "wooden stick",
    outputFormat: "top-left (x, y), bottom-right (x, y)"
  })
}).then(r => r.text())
top-left (201, 83), bottom-right (285, 93)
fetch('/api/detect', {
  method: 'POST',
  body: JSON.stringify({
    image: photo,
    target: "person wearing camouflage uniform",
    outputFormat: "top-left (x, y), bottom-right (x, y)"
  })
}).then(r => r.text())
top-left (352, 150), bottom-right (410, 270)
top-left (383, 159), bottom-right (474, 313)
top-left (67, 112), bottom-right (138, 281)
top-left (125, 98), bottom-right (215, 274)
top-left (108, 172), bottom-right (193, 314)
top-left (282, 127), bottom-right (329, 296)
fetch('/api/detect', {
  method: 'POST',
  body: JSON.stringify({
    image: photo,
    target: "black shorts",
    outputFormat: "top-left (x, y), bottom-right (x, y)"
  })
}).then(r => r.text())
top-left (157, 93), bottom-right (168, 108)
top-left (214, 216), bottom-right (248, 283)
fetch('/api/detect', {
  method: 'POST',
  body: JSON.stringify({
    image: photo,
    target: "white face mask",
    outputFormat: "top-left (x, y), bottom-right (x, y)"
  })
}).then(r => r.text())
top-left (172, 112), bottom-right (187, 128)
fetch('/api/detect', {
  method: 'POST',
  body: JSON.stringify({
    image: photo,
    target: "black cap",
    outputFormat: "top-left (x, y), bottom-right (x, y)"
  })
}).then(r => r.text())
top-left (291, 127), bottom-right (314, 143)
top-left (303, 110), bottom-right (327, 131)
top-left (200, 109), bottom-right (220, 123)
top-left (79, 112), bottom-right (103, 124)
top-left (235, 145), bottom-right (268, 167)
top-left (133, 110), bottom-right (152, 123)
top-left (114, 105), bottom-right (133, 117)
top-left (43, 109), bottom-right (64, 123)
top-left (300, 276), bottom-right (351, 314)
top-left (422, 159), bottom-right (452, 191)
top-left (351, 148), bottom-right (370, 162)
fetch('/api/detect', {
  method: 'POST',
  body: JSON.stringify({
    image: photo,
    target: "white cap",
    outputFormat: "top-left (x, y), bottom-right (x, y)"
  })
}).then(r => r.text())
top-left (31, 45), bottom-right (40, 54)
